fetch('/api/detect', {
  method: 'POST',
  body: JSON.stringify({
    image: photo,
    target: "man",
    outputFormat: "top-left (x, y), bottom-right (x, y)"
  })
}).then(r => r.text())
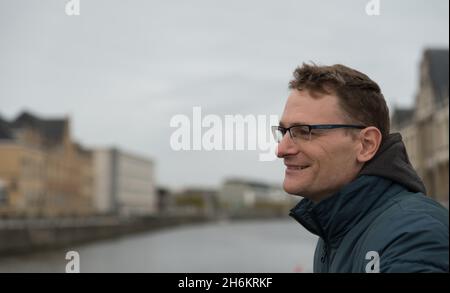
top-left (273, 63), bottom-right (449, 273)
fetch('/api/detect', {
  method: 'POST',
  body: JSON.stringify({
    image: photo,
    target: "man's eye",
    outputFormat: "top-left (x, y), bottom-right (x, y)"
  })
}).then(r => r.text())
top-left (310, 129), bottom-right (323, 136)
top-left (295, 128), bottom-right (309, 136)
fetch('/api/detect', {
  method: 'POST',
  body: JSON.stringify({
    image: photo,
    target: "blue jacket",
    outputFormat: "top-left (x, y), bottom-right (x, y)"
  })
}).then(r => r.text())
top-left (290, 133), bottom-right (449, 273)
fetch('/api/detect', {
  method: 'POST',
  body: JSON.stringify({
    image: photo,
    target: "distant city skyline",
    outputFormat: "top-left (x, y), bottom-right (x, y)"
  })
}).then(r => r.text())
top-left (1, 0), bottom-right (448, 189)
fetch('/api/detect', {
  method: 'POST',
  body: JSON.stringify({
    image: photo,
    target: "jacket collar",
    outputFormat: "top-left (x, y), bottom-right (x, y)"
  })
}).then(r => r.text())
top-left (289, 175), bottom-right (400, 247)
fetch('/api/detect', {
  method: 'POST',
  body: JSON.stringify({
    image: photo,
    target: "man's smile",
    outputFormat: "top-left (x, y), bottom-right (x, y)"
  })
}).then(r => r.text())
top-left (284, 163), bottom-right (311, 173)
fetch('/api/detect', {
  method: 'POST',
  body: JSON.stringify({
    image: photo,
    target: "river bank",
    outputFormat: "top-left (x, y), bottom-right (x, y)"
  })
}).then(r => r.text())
top-left (0, 212), bottom-right (288, 257)
top-left (0, 215), bottom-right (211, 256)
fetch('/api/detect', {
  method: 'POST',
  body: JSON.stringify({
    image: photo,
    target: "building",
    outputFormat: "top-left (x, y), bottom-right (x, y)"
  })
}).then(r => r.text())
top-left (93, 148), bottom-right (156, 217)
top-left (0, 112), bottom-right (94, 217)
top-left (171, 187), bottom-right (218, 217)
top-left (218, 178), bottom-right (300, 216)
top-left (0, 138), bottom-right (46, 217)
top-left (74, 143), bottom-right (95, 216)
top-left (156, 186), bottom-right (171, 215)
top-left (392, 48), bottom-right (449, 207)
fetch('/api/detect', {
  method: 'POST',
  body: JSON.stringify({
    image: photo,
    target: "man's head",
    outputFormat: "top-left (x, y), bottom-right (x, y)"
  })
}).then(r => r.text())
top-left (276, 63), bottom-right (389, 202)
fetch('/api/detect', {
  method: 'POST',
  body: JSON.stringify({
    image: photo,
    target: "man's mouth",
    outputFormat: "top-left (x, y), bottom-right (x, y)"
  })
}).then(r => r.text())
top-left (285, 164), bottom-right (310, 171)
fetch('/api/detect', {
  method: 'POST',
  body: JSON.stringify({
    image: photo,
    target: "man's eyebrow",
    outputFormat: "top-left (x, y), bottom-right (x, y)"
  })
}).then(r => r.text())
top-left (279, 121), bottom-right (308, 127)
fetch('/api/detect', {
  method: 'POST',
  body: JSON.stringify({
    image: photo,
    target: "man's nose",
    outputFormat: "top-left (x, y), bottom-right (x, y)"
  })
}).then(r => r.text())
top-left (276, 133), bottom-right (299, 158)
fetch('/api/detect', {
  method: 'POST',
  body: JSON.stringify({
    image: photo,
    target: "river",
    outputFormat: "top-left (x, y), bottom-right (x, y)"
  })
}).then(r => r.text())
top-left (0, 219), bottom-right (317, 273)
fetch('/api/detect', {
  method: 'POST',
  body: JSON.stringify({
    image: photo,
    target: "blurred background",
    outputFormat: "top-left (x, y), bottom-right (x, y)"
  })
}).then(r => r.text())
top-left (0, 0), bottom-right (448, 272)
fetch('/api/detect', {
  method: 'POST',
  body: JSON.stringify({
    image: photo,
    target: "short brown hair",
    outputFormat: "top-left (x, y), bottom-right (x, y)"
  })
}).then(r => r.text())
top-left (288, 63), bottom-right (390, 140)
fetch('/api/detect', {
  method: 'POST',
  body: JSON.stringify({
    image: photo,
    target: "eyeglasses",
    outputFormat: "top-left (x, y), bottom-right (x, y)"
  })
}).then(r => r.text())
top-left (271, 124), bottom-right (366, 143)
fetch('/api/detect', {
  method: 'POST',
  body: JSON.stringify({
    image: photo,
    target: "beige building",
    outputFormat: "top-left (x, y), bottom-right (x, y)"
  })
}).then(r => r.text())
top-left (392, 48), bottom-right (449, 207)
top-left (0, 112), bottom-right (94, 217)
top-left (0, 141), bottom-right (46, 217)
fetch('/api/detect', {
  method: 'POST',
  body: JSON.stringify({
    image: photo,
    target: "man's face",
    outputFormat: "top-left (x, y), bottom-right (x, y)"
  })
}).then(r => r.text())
top-left (277, 89), bottom-right (362, 202)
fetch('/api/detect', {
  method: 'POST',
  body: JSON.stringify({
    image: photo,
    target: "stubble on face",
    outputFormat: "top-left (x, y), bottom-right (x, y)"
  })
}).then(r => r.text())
top-left (279, 89), bottom-right (362, 202)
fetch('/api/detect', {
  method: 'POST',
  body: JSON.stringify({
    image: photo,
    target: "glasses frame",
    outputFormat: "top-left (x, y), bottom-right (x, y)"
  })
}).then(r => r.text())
top-left (272, 124), bottom-right (366, 143)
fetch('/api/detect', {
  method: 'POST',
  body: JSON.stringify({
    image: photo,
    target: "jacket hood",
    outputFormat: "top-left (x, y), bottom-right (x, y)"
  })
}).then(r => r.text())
top-left (359, 132), bottom-right (426, 194)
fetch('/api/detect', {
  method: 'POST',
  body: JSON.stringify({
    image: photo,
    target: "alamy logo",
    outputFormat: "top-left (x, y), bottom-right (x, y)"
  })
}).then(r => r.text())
top-left (65, 0), bottom-right (80, 16)
top-left (365, 0), bottom-right (381, 16)
top-left (365, 251), bottom-right (380, 273)
top-left (65, 251), bottom-right (80, 273)
top-left (169, 107), bottom-right (278, 161)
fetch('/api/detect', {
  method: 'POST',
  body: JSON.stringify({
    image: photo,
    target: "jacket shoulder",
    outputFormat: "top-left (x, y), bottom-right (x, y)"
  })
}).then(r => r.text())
top-left (360, 191), bottom-right (449, 272)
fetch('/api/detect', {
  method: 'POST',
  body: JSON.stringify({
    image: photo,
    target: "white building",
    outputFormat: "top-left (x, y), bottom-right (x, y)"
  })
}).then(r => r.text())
top-left (93, 148), bottom-right (156, 216)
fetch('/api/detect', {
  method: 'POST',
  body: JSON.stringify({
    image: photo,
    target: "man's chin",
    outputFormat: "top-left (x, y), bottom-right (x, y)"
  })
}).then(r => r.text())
top-left (283, 181), bottom-right (305, 196)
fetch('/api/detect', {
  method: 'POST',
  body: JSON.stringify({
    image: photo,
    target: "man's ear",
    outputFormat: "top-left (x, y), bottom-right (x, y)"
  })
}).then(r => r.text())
top-left (356, 127), bottom-right (382, 163)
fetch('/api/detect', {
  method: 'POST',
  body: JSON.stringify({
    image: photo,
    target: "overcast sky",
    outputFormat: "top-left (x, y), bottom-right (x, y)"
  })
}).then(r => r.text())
top-left (0, 0), bottom-right (448, 190)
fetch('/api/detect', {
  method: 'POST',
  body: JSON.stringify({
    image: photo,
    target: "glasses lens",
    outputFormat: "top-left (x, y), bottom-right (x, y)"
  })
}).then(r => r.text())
top-left (291, 125), bottom-right (311, 141)
top-left (272, 126), bottom-right (284, 143)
